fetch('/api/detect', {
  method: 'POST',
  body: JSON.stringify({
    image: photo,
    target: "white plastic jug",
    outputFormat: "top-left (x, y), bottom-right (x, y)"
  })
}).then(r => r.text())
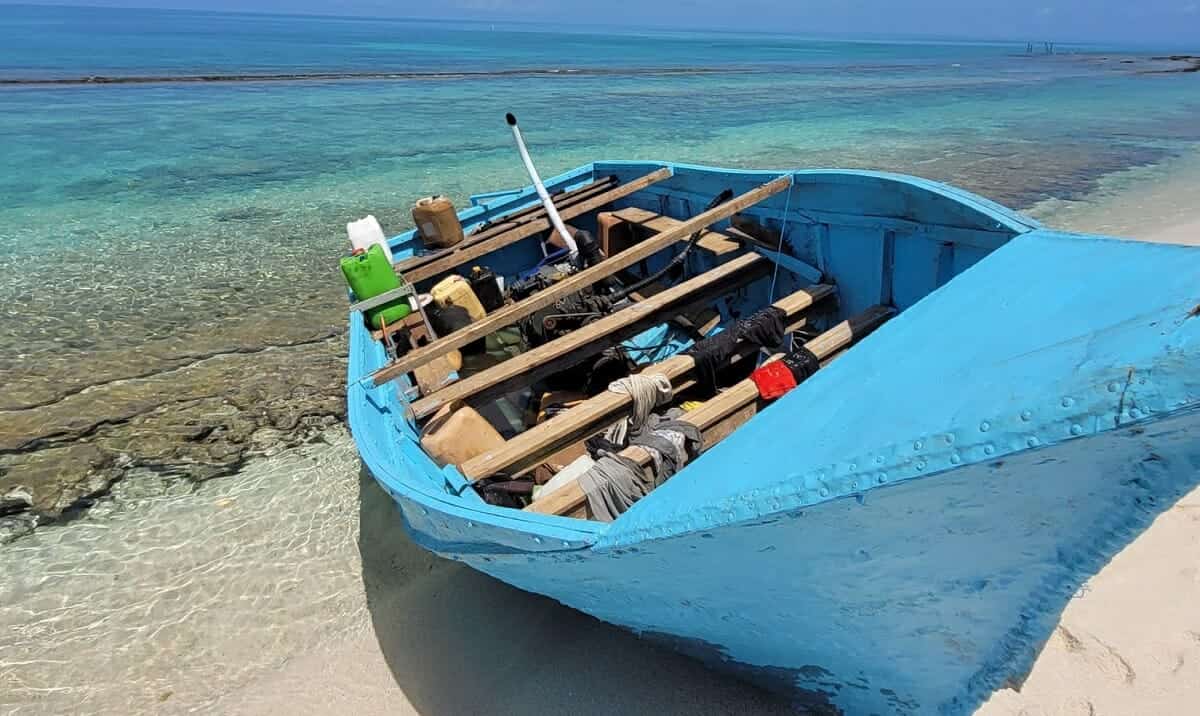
top-left (347, 215), bottom-right (393, 264)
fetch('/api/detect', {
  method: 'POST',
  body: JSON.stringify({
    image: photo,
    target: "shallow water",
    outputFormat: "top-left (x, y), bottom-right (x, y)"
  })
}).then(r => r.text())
top-left (0, 431), bottom-right (366, 713)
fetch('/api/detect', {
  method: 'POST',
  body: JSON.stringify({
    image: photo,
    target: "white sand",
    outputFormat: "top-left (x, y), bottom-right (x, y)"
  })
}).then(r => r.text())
top-left (208, 212), bottom-right (1200, 716)
top-left (975, 175), bottom-right (1200, 716)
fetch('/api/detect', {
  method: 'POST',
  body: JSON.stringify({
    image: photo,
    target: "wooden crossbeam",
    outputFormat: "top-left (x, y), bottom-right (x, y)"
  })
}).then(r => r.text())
top-left (393, 177), bottom-right (618, 276)
top-left (465, 177), bottom-right (616, 241)
top-left (524, 304), bottom-right (896, 517)
top-left (400, 168), bottom-right (673, 285)
top-left (409, 252), bottom-right (770, 420)
top-left (457, 282), bottom-right (833, 481)
top-left (609, 207), bottom-right (742, 256)
top-left (373, 174), bottom-right (793, 386)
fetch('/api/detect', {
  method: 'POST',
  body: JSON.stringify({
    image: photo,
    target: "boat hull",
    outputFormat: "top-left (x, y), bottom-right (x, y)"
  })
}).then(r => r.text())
top-left (348, 162), bottom-right (1200, 714)
top-left (420, 406), bottom-right (1200, 715)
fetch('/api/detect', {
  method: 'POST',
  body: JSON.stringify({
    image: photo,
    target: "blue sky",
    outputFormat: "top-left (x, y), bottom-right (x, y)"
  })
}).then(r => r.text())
top-left (4, 1), bottom-right (1198, 44)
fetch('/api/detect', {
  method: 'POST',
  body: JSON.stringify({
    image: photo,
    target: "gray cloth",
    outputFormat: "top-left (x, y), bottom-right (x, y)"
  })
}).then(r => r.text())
top-left (629, 418), bottom-right (702, 483)
top-left (579, 415), bottom-right (704, 522)
top-left (578, 451), bottom-right (652, 523)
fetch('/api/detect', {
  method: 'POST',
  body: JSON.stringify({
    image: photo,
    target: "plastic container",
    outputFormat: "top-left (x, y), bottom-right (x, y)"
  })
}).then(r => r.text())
top-left (412, 195), bottom-right (464, 249)
top-left (431, 275), bottom-right (486, 322)
top-left (346, 215), bottom-right (393, 263)
top-left (469, 266), bottom-right (505, 312)
top-left (597, 211), bottom-right (636, 256)
top-left (420, 404), bottom-right (505, 468)
top-left (339, 244), bottom-right (411, 330)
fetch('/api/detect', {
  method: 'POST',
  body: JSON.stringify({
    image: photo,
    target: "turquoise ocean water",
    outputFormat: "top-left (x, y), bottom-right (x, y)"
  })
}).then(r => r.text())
top-left (1, 5), bottom-right (1199, 713)
top-left (2, 6), bottom-right (1198, 416)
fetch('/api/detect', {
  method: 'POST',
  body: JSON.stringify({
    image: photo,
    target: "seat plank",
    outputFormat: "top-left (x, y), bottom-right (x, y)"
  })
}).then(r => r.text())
top-left (609, 207), bottom-right (741, 256)
top-left (457, 283), bottom-right (833, 481)
top-left (409, 252), bottom-right (769, 420)
top-left (373, 175), bottom-right (793, 386)
top-left (524, 305), bottom-right (896, 517)
top-left (400, 168), bottom-right (673, 285)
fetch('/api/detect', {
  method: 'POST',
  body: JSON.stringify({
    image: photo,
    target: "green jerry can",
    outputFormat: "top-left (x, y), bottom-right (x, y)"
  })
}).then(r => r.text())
top-left (339, 244), bottom-right (412, 330)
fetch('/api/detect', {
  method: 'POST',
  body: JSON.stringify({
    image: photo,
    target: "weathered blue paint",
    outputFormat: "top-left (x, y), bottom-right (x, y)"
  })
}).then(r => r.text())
top-left (346, 162), bottom-right (1200, 715)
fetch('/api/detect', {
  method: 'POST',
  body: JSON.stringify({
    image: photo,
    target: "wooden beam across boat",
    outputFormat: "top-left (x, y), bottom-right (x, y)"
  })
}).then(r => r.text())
top-left (524, 304), bottom-right (896, 517)
top-left (372, 174), bottom-right (793, 386)
top-left (609, 207), bottom-right (742, 257)
top-left (457, 281), bottom-right (833, 481)
top-left (393, 176), bottom-right (619, 276)
top-left (400, 168), bottom-right (674, 285)
top-left (409, 252), bottom-right (771, 420)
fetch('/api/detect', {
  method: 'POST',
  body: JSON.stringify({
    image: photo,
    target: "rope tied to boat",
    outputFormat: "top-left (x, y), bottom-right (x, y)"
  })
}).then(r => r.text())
top-left (601, 373), bottom-right (673, 445)
top-left (577, 376), bottom-right (704, 522)
top-left (685, 306), bottom-right (788, 398)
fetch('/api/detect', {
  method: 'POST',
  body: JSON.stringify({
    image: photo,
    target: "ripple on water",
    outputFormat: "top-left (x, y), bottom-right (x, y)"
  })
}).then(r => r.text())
top-left (0, 430), bottom-right (368, 714)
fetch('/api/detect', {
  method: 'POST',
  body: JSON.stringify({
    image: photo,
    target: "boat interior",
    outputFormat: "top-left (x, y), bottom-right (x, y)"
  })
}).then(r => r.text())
top-left (350, 161), bottom-right (1030, 522)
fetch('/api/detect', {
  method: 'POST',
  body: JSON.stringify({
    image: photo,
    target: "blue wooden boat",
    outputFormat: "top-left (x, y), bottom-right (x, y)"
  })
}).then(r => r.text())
top-left (345, 160), bottom-right (1200, 715)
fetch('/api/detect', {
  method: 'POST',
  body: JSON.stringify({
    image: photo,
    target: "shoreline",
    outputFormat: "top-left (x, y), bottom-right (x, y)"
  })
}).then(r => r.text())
top-left (5, 144), bottom-right (1200, 545)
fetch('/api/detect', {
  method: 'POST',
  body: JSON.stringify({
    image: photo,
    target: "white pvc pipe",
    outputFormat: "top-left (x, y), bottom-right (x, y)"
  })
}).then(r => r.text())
top-left (506, 113), bottom-right (578, 259)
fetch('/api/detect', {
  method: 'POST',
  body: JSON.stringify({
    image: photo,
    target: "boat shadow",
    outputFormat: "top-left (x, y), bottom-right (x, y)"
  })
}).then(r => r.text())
top-left (357, 468), bottom-right (797, 715)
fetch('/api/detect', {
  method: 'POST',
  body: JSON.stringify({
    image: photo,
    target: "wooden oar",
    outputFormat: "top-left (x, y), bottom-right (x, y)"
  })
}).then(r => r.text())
top-left (372, 174), bottom-right (793, 386)
top-left (409, 252), bottom-right (771, 420)
top-left (524, 305), bottom-right (895, 518)
top-left (401, 167), bottom-right (673, 285)
top-left (393, 177), bottom-right (618, 276)
top-left (457, 283), bottom-right (834, 482)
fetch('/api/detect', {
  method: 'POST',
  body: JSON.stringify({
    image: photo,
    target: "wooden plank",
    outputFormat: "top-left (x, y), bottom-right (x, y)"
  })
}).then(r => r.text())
top-left (374, 175), bottom-right (792, 386)
top-left (465, 177), bottom-right (615, 241)
top-left (611, 207), bottom-right (741, 256)
top-left (627, 288), bottom-right (720, 341)
top-left (525, 305), bottom-right (895, 517)
top-left (393, 177), bottom-right (618, 276)
top-left (401, 168), bottom-right (673, 285)
top-left (458, 282), bottom-right (832, 481)
top-left (369, 310), bottom-right (424, 342)
top-left (409, 252), bottom-right (770, 420)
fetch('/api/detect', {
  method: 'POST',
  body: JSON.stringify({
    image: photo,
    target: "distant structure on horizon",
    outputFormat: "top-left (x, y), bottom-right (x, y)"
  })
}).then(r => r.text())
top-left (1026, 41), bottom-right (1056, 55)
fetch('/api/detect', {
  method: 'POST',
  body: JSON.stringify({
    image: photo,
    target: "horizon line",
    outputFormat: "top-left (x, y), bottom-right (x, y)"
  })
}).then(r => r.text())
top-left (1, 2), bottom-right (1191, 50)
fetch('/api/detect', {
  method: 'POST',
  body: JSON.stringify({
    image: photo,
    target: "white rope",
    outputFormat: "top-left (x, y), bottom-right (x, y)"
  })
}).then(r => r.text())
top-left (602, 373), bottom-right (673, 445)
